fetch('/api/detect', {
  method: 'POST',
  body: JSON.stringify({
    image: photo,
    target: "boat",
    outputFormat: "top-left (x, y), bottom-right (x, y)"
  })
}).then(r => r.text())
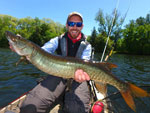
top-left (1, 78), bottom-right (150, 113)
top-left (0, 93), bottom-right (26, 113)
top-left (0, 92), bottom-right (62, 113)
top-left (0, 82), bottom-right (115, 113)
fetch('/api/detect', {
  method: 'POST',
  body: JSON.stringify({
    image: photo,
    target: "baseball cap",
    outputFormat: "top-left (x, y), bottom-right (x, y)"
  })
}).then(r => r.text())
top-left (67, 11), bottom-right (83, 22)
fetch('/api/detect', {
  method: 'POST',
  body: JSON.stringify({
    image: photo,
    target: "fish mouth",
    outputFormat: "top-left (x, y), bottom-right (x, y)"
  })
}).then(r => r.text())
top-left (5, 31), bottom-right (11, 40)
top-left (5, 31), bottom-right (18, 44)
top-left (5, 31), bottom-right (14, 42)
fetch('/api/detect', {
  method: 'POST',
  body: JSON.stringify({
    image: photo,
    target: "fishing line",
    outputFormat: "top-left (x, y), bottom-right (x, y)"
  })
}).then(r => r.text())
top-left (93, 0), bottom-right (120, 102)
top-left (100, 0), bottom-right (120, 62)
top-left (104, 0), bottom-right (131, 62)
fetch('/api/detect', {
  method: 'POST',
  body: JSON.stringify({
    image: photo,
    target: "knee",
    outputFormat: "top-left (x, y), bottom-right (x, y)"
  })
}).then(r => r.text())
top-left (64, 100), bottom-right (90, 113)
top-left (20, 104), bottom-right (37, 113)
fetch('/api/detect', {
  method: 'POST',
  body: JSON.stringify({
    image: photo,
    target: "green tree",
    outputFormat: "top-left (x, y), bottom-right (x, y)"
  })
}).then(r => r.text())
top-left (0, 15), bottom-right (16, 47)
top-left (94, 32), bottom-right (113, 53)
top-left (123, 20), bottom-right (136, 54)
top-left (94, 9), bottom-right (126, 53)
top-left (95, 9), bottom-right (125, 36)
top-left (0, 15), bottom-right (65, 48)
top-left (146, 13), bottom-right (150, 24)
top-left (123, 15), bottom-right (150, 55)
top-left (136, 17), bottom-right (146, 26)
top-left (87, 27), bottom-right (97, 47)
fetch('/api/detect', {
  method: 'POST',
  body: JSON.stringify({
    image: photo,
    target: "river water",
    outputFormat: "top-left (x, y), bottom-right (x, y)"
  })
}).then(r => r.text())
top-left (0, 48), bottom-right (150, 113)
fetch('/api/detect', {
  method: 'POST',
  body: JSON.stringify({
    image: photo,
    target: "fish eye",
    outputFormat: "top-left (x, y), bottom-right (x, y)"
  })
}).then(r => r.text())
top-left (16, 35), bottom-right (21, 39)
top-left (12, 38), bottom-right (16, 41)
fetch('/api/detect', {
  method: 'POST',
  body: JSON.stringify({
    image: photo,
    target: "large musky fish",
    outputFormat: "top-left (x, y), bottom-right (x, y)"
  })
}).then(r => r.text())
top-left (5, 31), bottom-right (150, 112)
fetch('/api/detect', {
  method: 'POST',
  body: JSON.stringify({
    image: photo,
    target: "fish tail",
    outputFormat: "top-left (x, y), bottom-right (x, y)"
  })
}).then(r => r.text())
top-left (120, 83), bottom-right (149, 112)
top-left (129, 83), bottom-right (150, 97)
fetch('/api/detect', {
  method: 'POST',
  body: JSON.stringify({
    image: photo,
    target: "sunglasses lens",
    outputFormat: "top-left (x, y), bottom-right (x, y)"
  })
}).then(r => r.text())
top-left (68, 22), bottom-right (82, 27)
top-left (68, 22), bottom-right (75, 27)
top-left (76, 22), bottom-right (82, 27)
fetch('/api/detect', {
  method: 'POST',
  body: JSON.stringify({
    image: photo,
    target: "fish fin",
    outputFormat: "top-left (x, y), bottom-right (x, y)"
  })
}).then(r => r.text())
top-left (120, 86), bottom-right (136, 112)
top-left (94, 82), bottom-right (107, 95)
top-left (120, 83), bottom-right (149, 112)
top-left (104, 62), bottom-right (118, 70)
top-left (94, 62), bottom-right (117, 70)
top-left (129, 83), bottom-right (150, 97)
top-left (16, 56), bottom-right (29, 66)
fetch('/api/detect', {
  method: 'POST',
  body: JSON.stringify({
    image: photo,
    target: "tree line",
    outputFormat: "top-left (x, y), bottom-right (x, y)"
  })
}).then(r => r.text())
top-left (1, 10), bottom-right (150, 55)
top-left (87, 9), bottom-right (150, 55)
top-left (0, 15), bottom-right (65, 47)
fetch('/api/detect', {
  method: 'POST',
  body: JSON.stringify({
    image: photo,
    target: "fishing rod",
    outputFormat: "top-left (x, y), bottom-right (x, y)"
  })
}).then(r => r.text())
top-left (100, 0), bottom-right (120, 62)
top-left (104, 0), bottom-right (131, 62)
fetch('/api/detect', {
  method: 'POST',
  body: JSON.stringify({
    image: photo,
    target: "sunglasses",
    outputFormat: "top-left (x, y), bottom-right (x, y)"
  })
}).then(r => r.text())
top-left (67, 21), bottom-right (83, 27)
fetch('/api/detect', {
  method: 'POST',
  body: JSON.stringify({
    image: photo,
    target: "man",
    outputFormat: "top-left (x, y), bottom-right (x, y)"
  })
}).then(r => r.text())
top-left (10, 12), bottom-right (92, 113)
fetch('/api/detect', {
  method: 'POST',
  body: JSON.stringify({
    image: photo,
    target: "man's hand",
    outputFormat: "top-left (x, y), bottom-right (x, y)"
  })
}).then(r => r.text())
top-left (74, 69), bottom-right (90, 83)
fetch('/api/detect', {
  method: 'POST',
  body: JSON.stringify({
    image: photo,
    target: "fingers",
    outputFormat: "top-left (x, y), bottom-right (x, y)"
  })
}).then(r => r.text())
top-left (74, 69), bottom-right (90, 83)
top-left (83, 72), bottom-right (90, 81)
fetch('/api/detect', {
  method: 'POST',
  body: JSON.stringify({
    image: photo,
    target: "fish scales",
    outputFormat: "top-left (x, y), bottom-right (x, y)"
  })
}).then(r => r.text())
top-left (29, 44), bottom-right (121, 86)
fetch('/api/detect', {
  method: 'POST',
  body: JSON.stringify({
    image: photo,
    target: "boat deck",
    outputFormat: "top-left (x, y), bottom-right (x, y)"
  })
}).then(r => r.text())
top-left (0, 94), bottom-right (111, 113)
top-left (0, 95), bottom-right (63, 113)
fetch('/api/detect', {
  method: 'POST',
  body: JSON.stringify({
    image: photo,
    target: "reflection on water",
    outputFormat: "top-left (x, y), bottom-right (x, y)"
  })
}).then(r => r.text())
top-left (0, 48), bottom-right (150, 112)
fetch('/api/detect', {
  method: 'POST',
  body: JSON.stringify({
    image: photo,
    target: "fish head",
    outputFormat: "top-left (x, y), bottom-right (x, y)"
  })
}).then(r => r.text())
top-left (5, 31), bottom-right (33, 56)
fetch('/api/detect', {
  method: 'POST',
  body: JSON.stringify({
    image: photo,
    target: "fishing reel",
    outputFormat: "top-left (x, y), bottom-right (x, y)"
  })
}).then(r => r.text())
top-left (91, 100), bottom-right (104, 113)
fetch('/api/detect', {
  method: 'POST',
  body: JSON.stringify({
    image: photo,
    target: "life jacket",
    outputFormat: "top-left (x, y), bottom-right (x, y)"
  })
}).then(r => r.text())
top-left (56, 32), bottom-right (91, 93)
top-left (56, 32), bottom-right (90, 58)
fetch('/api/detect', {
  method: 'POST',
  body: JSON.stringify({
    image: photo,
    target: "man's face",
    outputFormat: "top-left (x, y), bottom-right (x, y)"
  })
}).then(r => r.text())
top-left (66, 15), bottom-right (83, 39)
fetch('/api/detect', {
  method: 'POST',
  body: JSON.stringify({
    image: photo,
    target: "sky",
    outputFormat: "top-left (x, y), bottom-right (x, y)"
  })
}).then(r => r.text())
top-left (0, 0), bottom-right (150, 35)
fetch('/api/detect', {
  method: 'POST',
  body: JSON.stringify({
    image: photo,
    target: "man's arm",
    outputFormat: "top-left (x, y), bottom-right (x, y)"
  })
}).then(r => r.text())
top-left (41, 37), bottom-right (59, 54)
top-left (81, 44), bottom-right (92, 60)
